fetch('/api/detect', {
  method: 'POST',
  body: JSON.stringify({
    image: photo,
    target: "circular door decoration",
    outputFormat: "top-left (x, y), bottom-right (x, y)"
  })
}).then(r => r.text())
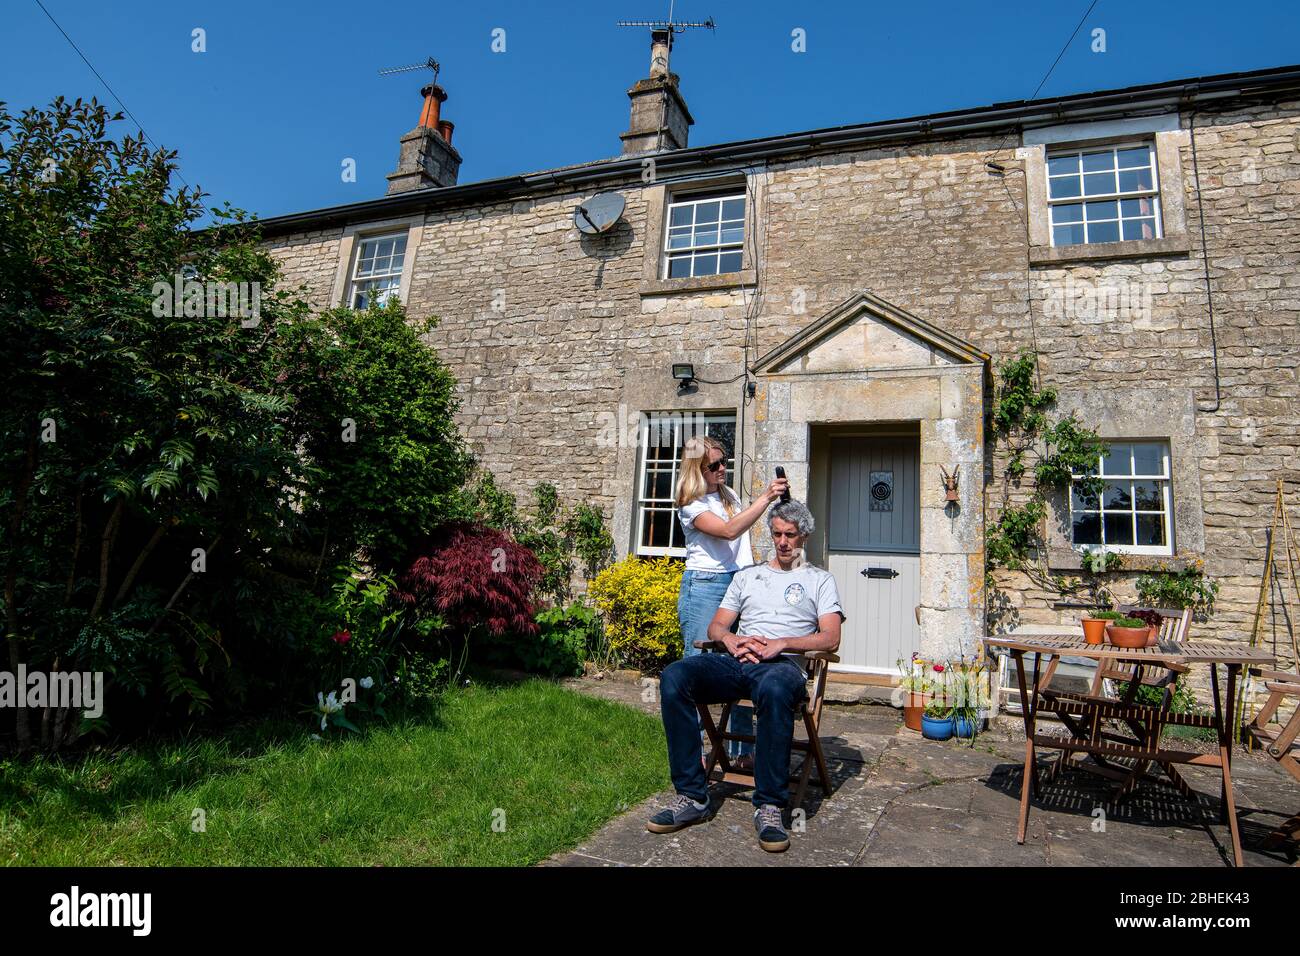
top-left (869, 471), bottom-right (894, 512)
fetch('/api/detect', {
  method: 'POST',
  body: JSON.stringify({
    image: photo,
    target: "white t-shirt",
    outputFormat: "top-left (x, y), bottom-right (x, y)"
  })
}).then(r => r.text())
top-left (719, 562), bottom-right (845, 660)
top-left (677, 489), bottom-right (755, 573)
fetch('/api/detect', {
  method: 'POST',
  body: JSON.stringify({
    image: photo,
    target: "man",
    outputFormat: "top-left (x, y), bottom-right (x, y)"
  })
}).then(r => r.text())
top-left (647, 499), bottom-right (843, 852)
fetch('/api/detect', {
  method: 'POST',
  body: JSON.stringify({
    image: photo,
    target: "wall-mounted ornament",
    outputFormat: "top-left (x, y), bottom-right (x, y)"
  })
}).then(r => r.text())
top-left (939, 464), bottom-right (961, 504)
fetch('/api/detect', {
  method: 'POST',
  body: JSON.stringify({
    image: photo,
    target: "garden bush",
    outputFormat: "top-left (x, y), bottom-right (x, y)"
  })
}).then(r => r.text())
top-left (457, 472), bottom-right (614, 605)
top-left (476, 602), bottom-right (599, 678)
top-left (588, 557), bottom-right (683, 671)
top-left (0, 98), bottom-right (471, 751)
top-left (396, 523), bottom-right (543, 638)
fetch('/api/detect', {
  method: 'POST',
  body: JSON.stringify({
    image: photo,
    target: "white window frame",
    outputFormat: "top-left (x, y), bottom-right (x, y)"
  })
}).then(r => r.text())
top-left (348, 232), bottom-right (409, 309)
top-left (634, 411), bottom-right (737, 557)
top-left (662, 191), bottom-right (746, 280)
top-left (1046, 141), bottom-right (1163, 248)
top-left (1069, 440), bottom-right (1174, 557)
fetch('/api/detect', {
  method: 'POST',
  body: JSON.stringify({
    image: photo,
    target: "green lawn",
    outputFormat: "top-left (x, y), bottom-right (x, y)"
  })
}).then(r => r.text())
top-left (0, 680), bottom-right (668, 866)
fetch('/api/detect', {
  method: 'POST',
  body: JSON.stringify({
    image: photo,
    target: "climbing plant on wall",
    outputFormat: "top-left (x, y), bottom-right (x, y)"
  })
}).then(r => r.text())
top-left (984, 352), bottom-right (1110, 599)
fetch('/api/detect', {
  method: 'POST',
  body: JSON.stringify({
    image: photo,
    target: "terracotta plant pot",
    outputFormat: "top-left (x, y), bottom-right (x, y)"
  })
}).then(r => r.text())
top-left (1146, 624), bottom-right (1159, 647)
top-left (902, 692), bottom-right (929, 732)
top-left (1081, 617), bottom-right (1107, 645)
top-left (1106, 624), bottom-right (1150, 649)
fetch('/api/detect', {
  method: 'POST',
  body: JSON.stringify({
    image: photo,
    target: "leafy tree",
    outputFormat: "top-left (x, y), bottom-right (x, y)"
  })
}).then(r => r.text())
top-left (0, 98), bottom-right (471, 750)
top-left (276, 301), bottom-right (472, 569)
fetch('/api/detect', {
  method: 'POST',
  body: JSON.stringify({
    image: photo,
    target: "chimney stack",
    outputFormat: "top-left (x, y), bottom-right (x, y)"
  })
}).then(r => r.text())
top-left (387, 83), bottom-right (461, 194)
top-left (620, 28), bottom-right (694, 155)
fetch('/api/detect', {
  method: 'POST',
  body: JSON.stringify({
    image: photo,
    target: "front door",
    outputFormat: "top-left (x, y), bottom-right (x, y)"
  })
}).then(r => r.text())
top-left (826, 435), bottom-right (922, 673)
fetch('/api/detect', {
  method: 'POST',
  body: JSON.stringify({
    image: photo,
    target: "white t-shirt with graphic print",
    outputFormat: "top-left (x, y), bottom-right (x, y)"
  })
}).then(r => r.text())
top-left (677, 489), bottom-right (754, 573)
top-left (718, 562), bottom-right (845, 660)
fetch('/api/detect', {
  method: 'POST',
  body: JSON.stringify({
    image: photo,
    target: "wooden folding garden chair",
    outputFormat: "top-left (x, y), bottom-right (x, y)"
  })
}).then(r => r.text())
top-left (1058, 607), bottom-right (1194, 797)
top-left (1090, 606), bottom-right (1193, 699)
top-left (1243, 668), bottom-right (1300, 860)
top-left (691, 641), bottom-right (839, 809)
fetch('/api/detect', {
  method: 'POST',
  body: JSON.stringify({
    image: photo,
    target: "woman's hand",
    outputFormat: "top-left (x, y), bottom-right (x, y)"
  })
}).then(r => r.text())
top-left (764, 477), bottom-right (789, 503)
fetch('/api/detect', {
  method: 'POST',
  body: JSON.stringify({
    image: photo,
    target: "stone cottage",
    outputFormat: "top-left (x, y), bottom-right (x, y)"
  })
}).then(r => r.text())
top-left (260, 31), bottom-right (1300, 681)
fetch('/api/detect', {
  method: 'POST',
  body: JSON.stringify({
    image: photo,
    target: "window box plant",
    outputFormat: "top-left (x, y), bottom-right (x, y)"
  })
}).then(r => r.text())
top-left (1105, 616), bottom-right (1151, 649)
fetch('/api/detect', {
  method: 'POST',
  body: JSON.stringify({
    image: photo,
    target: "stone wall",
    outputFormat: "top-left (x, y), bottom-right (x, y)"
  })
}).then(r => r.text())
top-left (263, 96), bottom-right (1300, 675)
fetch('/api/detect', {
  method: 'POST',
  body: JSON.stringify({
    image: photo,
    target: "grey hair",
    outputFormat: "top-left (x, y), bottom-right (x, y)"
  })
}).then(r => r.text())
top-left (768, 499), bottom-right (815, 536)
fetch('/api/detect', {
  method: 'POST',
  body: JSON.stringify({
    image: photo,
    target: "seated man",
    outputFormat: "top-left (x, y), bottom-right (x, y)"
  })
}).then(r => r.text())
top-left (647, 499), bottom-right (843, 852)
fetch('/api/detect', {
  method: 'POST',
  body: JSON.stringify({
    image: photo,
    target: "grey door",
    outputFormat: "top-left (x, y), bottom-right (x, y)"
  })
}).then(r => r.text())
top-left (826, 436), bottom-right (922, 673)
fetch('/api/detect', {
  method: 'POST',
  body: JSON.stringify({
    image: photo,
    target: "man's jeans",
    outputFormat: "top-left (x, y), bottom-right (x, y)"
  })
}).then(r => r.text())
top-left (678, 569), bottom-right (754, 757)
top-left (659, 652), bottom-right (808, 808)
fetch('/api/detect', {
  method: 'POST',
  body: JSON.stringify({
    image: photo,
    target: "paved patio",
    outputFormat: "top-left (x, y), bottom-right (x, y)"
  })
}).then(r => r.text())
top-left (546, 676), bottom-right (1298, 867)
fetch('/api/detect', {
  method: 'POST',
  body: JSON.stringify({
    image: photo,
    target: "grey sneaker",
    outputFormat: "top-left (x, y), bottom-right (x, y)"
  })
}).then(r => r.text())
top-left (646, 794), bottom-right (712, 834)
top-left (754, 804), bottom-right (790, 852)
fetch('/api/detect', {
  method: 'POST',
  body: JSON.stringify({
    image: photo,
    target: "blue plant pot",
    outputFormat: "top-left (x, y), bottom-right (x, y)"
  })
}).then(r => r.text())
top-left (921, 715), bottom-right (954, 740)
top-left (954, 716), bottom-right (978, 739)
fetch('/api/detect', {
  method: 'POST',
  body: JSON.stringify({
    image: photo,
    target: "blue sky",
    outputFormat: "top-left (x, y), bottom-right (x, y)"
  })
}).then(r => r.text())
top-left (5, 1), bottom-right (1297, 221)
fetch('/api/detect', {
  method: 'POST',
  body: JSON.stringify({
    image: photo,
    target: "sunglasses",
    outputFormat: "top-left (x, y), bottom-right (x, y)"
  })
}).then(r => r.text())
top-left (703, 458), bottom-right (726, 473)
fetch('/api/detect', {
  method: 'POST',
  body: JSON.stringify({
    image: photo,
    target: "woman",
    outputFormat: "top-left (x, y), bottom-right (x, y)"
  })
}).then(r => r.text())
top-left (676, 435), bottom-right (788, 769)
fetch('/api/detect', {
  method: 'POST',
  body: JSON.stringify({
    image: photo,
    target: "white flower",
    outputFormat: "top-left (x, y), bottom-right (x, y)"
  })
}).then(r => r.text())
top-left (359, 676), bottom-right (374, 689)
top-left (316, 690), bottom-right (344, 730)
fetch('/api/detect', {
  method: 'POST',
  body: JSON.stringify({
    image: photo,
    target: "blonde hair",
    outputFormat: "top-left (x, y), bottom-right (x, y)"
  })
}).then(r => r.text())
top-left (675, 436), bottom-right (739, 516)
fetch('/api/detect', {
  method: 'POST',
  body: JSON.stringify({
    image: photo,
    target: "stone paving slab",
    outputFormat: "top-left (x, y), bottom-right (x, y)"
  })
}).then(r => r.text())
top-left (548, 676), bottom-right (1299, 867)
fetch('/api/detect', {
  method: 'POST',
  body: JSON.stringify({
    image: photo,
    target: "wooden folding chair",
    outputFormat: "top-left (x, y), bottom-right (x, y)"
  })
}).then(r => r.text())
top-left (1090, 606), bottom-right (1193, 699)
top-left (1061, 607), bottom-right (1193, 796)
top-left (1243, 668), bottom-right (1300, 859)
top-left (691, 641), bottom-right (839, 809)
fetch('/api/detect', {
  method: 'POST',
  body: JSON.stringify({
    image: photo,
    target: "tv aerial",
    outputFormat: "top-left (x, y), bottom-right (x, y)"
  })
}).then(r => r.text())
top-left (378, 57), bottom-right (441, 83)
top-left (574, 193), bottom-right (626, 235)
top-left (617, 1), bottom-right (715, 73)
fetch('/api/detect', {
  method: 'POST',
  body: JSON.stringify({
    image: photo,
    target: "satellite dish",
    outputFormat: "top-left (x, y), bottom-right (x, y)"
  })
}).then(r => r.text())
top-left (574, 192), bottom-right (625, 235)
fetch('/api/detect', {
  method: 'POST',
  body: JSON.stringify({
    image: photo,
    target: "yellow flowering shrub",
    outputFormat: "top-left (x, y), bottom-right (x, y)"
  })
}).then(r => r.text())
top-left (588, 556), bottom-right (683, 669)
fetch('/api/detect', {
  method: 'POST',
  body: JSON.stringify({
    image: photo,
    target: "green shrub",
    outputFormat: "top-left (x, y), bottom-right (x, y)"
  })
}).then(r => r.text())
top-left (310, 565), bottom-right (457, 733)
top-left (277, 299), bottom-right (473, 570)
top-left (476, 602), bottom-right (598, 678)
top-left (588, 557), bottom-right (683, 671)
top-left (457, 472), bottom-right (613, 606)
top-left (1136, 559), bottom-right (1219, 617)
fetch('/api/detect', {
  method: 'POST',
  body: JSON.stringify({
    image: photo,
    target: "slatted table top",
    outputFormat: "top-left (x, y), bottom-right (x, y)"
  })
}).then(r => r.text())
top-left (984, 634), bottom-right (1275, 666)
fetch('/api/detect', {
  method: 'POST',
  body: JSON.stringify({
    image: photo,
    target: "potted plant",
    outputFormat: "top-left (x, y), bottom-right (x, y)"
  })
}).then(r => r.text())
top-left (1127, 608), bottom-right (1164, 647)
top-left (896, 654), bottom-right (933, 732)
top-left (921, 698), bottom-right (955, 740)
top-left (1080, 608), bottom-right (1118, 645)
top-left (1105, 616), bottom-right (1151, 649)
top-left (1076, 549), bottom-right (1121, 645)
top-left (950, 663), bottom-right (988, 742)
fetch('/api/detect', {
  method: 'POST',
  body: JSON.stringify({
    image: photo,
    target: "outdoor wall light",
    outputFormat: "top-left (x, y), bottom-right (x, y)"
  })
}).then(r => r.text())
top-left (671, 363), bottom-right (696, 388)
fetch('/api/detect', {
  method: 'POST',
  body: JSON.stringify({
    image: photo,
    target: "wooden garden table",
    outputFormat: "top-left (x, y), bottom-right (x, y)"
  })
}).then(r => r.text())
top-left (984, 634), bottom-right (1275, 867)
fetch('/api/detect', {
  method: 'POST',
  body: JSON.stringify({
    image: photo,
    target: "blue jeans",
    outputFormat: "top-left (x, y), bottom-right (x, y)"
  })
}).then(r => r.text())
top-left (678, 569), bottom-right (753, 757)
top-left (659, 653), bottom-right (808, 807)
